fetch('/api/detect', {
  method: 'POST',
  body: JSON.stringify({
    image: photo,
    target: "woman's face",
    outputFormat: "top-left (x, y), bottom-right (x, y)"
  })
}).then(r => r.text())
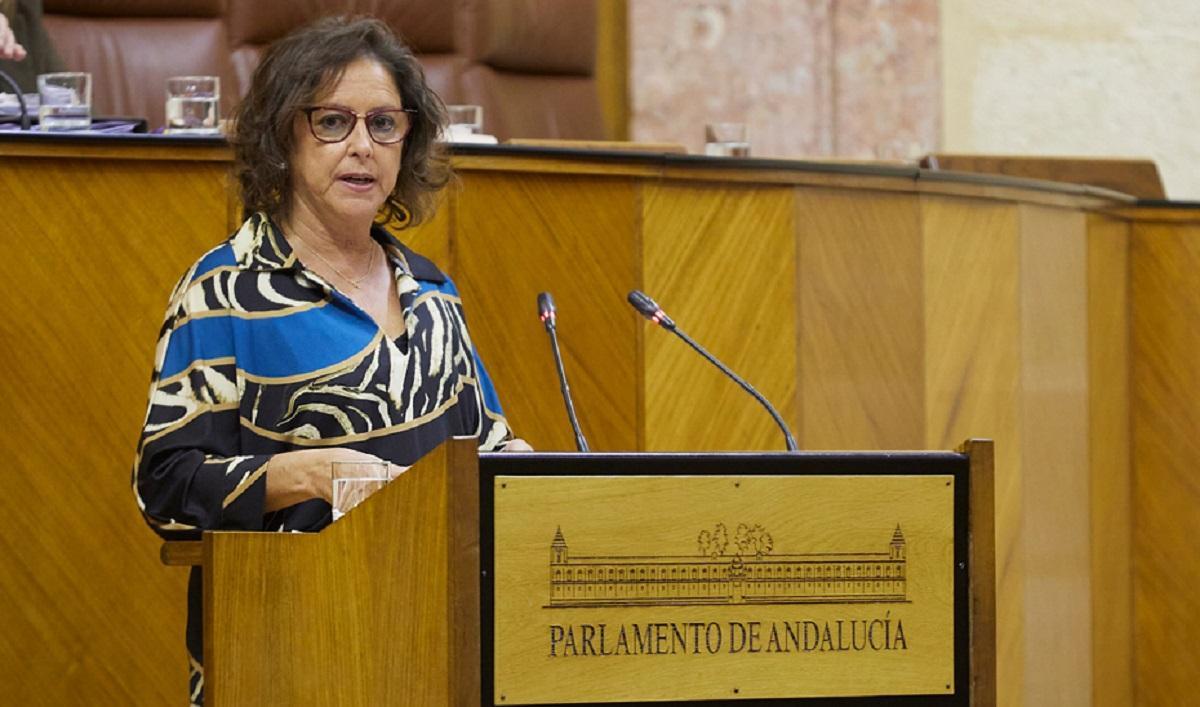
top-left (287, 57), bottom-right (404, 228)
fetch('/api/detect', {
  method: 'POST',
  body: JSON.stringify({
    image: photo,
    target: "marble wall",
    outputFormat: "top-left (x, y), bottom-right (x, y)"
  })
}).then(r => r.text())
top-left (628, 0), bottom-right (941, 160)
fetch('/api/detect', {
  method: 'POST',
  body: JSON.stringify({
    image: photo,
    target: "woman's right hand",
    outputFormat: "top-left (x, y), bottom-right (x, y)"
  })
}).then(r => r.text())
top-left (264, 447), bottom-right (393, 511)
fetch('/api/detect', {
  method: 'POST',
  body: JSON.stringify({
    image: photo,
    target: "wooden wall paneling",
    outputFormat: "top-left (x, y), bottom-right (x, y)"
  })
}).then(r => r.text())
top-left (1017, 205), bottom-right (1092, 706)
top-left (1131, 218), bottom-right (1200, 706)
top-left (640, 181), bottom-right (796, 451)
top-left (795, 188), bottom-right (924, 450)
top-left (1086, 214), bottom-right (1133, 707)
top-left (451, 171), bottom-right (641, 452)
top-left (392, 187), bottom-right (452, 275)
top-left (920, 196), bottom-right (1022, 707)
top-left (0, 155), bottom-right (233, 705)
top-left (2, 141), bottom-right (1167, 704)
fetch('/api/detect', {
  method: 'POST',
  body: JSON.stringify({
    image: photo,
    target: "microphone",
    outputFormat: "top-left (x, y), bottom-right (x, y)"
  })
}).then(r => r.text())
top-left (627, 290), bottom-right (798, 451)
top-left (0, 70), bottom-right (31, 131)
top-left (537, 292), bottom-right (590, 452)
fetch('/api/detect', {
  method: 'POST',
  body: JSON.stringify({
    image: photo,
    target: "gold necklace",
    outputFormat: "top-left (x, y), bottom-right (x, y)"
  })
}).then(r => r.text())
top-left (295, 236), bottom-right (378, 289)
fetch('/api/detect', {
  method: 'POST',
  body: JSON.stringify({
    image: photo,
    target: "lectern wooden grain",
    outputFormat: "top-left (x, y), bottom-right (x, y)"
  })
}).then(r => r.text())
top-left (163, 438), bottom-right (994, 706)
top-left (163, 438), bottom-right (482, 706)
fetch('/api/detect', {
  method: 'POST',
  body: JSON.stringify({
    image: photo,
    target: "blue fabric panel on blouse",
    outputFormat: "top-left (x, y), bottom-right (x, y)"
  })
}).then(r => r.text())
top-left (161, 305), bottom-right (377, 380)
top-left (474, 350), bottom-right (505, 415)
top-left (231, 304), bottom-right (377, 379)
top-left (420, 277), bottom-right (459, 298)
top-left (160, 317), bottom-right (236, 378)
top-left (192, 244), bottom-right (237, 279)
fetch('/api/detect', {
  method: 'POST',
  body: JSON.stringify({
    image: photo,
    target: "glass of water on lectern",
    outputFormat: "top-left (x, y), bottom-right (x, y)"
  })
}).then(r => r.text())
top-left (331, 461), bottom-right (393, 522)
top-left (444, 104), bottom-right (484, 141)
top-left (165, 76), bottom-right (221, 135)
top-left (37, 72), bottom-right (91, 131)
top-left (704, 121), bottom-right (750, 157)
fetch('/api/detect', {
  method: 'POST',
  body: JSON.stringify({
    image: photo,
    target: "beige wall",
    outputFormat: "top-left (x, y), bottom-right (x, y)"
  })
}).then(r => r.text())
top-left (941, 1), bottom-right (1200, 199)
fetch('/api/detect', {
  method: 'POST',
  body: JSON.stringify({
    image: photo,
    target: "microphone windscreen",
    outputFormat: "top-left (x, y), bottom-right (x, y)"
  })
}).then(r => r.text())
top-left (627, 290), bottom-right (658, 318)
top-left (537, 291), bottom-right (555, 318)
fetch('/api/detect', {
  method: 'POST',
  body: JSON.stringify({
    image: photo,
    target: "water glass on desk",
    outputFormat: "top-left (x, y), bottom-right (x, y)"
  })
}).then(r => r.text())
top-left (331, 461), bottom-right (394, 522)
top-left (165, 76), bottom-right (220, 135)
top-left (704, 122), bottom-right (750, 157)
top-left (444, 104), bottom-right (483, 142)
top-left (37, 72), bottom-right (90, 131)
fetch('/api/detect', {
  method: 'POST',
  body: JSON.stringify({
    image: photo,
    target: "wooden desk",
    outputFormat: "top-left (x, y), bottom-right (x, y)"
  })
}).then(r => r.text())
top-left (0, 134), bottom-right (1194, 706)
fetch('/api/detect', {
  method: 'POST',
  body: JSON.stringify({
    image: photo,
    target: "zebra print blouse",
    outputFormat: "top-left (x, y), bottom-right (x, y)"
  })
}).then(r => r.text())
top-left (133, 211), bottom-right (513, 705)
top-left (132, 211), bottom-right (513, 539)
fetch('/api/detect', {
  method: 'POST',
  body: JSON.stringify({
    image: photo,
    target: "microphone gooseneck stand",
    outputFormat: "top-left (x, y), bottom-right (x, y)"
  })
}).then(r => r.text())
top-left (627, 289), bottom-right (799, 452)
top-left (537, 291), bottom-right (590, 452)
top-left (0, 69), bottom-right (31, 131)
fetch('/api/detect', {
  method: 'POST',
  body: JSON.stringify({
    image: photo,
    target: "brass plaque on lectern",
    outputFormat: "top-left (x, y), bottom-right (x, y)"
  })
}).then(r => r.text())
top-left (492, 474), bottom-right (955, 704)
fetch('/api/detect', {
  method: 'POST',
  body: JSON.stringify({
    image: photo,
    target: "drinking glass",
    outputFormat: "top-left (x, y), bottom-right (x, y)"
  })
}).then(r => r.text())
top-left (331, 461), bottom-right (392, 522)
top-left (37, 72), bottom-right (91, 131)
top-left (165, 76), bottom-right (221, 135)
top-left (704, 122), bottom-right (750, 157)
top-left (444, 104), bottom-right (483, 141)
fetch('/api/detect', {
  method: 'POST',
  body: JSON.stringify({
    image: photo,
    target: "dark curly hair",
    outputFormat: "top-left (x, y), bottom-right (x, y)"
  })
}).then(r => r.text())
top-left (231, 16), bottom-right (449, 227)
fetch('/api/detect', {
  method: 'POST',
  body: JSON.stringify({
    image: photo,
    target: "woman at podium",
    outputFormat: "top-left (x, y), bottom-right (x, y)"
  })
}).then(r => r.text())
top-left (131, 16), bottom-right (526, 705)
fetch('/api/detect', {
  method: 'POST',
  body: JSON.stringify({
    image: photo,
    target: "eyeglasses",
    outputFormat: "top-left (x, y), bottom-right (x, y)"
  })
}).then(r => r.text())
top-left (301, 105), bottom-right (417, 144)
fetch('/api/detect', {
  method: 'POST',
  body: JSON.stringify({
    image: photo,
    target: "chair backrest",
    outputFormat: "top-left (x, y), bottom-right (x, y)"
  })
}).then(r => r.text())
top-left (42, 0), bottom-right (604, 139)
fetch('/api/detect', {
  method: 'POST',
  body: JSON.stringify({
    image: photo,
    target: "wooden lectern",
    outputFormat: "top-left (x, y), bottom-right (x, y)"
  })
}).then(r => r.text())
top-left (163, 438), bottom-right (994, 706)
top-left (163, 438), bottom-right (482, 706)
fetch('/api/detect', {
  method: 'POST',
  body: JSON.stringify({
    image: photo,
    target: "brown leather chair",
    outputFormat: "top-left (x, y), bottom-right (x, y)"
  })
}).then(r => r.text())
top-left (42, 0), bottom-right (604, 140)
top-left (457, 0), bottom-right (601, 140)
top-left (221, 1), bottom-right (463, 116)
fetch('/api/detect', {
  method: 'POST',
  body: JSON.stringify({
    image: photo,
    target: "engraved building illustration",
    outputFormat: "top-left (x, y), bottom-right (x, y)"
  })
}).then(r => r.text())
top-left (549, 525), bottom-right (907, 607)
